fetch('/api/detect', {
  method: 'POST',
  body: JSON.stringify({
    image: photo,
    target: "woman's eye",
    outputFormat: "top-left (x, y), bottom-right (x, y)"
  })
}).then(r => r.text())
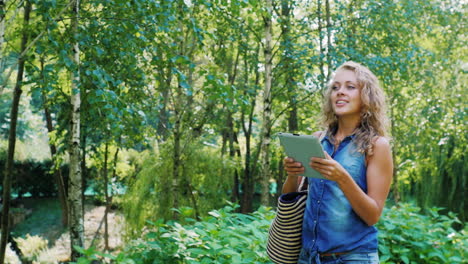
top-left (332, 86), bottom-right (338, 90)
top-left (348, 86), bottom-right (355, 89)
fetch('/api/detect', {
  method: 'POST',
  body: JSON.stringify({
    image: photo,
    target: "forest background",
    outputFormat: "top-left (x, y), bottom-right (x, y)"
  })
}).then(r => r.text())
top-left (0, 0), bottom-right (466, 263)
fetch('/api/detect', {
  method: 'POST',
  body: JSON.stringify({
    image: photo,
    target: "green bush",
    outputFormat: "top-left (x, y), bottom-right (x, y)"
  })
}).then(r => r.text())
top-left (377, 203), bottom-right (467, 264)
top-left (75, 202), bottom-right (466, 264)
top-left (122, 141), bottom-right (236, 238)
top-left (76, 203), bottom-right (275, 264)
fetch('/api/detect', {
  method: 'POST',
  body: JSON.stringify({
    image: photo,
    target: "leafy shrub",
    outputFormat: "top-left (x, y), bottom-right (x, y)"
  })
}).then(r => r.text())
top-left (377, 203), bottom-right (467, 264)
top-left (0, 158), bottom-right (66, 198)
top-left (15, 234), bottom-right (48, 261)
top-left (34, 248), bottom-right (61, 264)
top-left (122, 141), bottom-right (236, 237)
top-left (76, 203), bottom-right (275, 264)
top-left (76, 202), bottom-right (466, 264)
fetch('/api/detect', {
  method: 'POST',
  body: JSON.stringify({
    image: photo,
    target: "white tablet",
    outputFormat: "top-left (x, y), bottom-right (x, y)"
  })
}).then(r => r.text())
top-left (278, 132), bottom-right (326, 179)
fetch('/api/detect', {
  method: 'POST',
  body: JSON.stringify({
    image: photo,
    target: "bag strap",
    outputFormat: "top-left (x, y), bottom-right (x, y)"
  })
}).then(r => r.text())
top-left (298, 176), bottom-right (308, 191)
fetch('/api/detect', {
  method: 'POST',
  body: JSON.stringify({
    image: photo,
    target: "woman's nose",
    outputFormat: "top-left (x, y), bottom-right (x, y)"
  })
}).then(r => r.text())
top-left (336, 86), bottom-right (345, 94)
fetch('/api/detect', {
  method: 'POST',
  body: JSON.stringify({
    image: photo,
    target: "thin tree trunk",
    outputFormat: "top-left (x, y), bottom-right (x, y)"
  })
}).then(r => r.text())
top-left (69, 0), bottom-right (84, 260)
top-left (390, 103), bottom-right (400, 203)
top-left (318, 0), bottom-right (326, 88)
top-left (103, 141), bottom-right (109, 251)
top-left (281, 0), bottom-right (298, 132)
top-left (232, 133), bottom-right (242, 203)
top-left (111, 146), bottom-right (120, 190)
top-left (0, 1), bottom-right (31, 262)
top-left (172, 114), bottom-right (181, 218)
top-left (227, 44), bottom-right (240, 203)
top-left (80, 129), bottom-right (87, 221)
top-left (227, 113), bottom-right (238, 202)
top-left (240, 48), bottom-right (259, 213)
top-left (0, 0), bottom-right (6, 68)
top-left (325, 0), bottom-right (332, 81)
top-left (41, 58), bottom-right (69, 227)
top-left (157, 65), bottom-right (171, 141)
top-left (260, 0), bottom-right (273, 206)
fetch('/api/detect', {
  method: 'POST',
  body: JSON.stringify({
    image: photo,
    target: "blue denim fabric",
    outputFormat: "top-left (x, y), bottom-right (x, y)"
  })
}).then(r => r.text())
top-left (301, 134), bottom-right (378, 257)
top-left (298, 248), bottom-right (379, 264)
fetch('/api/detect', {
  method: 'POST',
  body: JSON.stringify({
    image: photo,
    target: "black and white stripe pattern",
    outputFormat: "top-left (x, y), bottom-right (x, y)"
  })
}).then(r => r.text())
top-left (267, 191), bottom-right (308, 264)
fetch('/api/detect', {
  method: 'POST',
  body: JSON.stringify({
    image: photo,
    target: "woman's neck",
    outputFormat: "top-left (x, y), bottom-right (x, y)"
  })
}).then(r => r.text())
top-left (335, 115), bottom-right (360, 141)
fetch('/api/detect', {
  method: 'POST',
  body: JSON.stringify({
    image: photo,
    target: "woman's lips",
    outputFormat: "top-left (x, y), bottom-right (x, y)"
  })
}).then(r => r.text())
top-left (336, 100), bottom-right (348, 107)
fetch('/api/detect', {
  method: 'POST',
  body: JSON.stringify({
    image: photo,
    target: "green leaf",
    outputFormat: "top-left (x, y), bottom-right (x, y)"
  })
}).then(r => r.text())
top-left (401, 256), bottom-right (410, 264)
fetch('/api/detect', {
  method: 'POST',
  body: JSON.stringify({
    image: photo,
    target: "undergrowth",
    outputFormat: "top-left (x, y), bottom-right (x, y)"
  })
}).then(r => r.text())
top-left (74, 202), bottom-right (466, 264)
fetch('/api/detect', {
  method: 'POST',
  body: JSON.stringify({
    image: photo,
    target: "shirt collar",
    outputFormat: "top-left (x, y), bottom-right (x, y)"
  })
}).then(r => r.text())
top-left (323, 133), bottom-right (355, 144)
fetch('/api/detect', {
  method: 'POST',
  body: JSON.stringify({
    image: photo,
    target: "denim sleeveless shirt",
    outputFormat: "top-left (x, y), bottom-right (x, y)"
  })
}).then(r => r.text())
top-left (301, 134), bottom-right (378, 255)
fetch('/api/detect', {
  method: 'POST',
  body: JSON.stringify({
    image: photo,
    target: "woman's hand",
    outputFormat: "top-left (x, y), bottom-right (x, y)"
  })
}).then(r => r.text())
top-left (310, 152), bottom-right (349, 183)
top-left (282, 157), bottom-right (305, 193)
top-left (283, 157), bottom-right (305, 176)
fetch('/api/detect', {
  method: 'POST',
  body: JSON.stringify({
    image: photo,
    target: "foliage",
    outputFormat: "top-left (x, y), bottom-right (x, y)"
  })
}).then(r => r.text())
top-left (377, 203), bottom-right (467, 264)
top-left (1, 0), bottom-right (466, 220)
top-left (76, 203), bottom-right (275, 264)
top-left (75, 202), bottom-right (466, 264)
top-left (0, 158), bottom-right (63, 197)
top-left (14, 234), bottom-right (48, 261)
top-left (32, 248), bottom-right (61, 264)
top-left (4, 239), bottom-right (60, 264)
top-left (122, 141), bottom-right (237, 237)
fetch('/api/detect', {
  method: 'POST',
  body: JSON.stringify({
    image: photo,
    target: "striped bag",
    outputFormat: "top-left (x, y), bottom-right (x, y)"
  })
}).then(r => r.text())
top-left (267, 190), bottom-right (308, 264)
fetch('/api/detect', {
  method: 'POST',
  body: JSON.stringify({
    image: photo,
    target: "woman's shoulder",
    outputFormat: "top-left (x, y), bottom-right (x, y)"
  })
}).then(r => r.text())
top-left (369, 136), bottom-right (392, 160)
top-left (373, 136), bottom-right (391, 150)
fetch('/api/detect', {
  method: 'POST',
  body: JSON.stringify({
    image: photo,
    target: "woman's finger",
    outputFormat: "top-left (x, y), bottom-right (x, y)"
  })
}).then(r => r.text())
top-left (310, 162), bottom-right (328, 170)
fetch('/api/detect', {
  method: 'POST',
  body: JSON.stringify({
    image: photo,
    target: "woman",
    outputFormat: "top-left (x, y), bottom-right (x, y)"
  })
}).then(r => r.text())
top-left (283, 61), bottom-right (393, 263)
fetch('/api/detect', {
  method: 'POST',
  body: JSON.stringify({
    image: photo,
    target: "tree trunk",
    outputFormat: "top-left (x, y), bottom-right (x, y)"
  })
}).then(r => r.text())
top-left (0, 0), bottom-right (5, 67)
top-left (232, 133), bottom-right (242, 204)
top-left (80, 129), bottom-right (87, 221)
top-left (390, 103), bottom-right (400, 203)
top-left (41, 58), bottom-right (69, 227)
top-left (227, 113), bottom-right (238, 202)
top-left (103, 141), bottom-right (109, 251)
top-left (318, 0), bottom-right (326, 88)
top-left (226, 45), bottom-right (240, 203)
top-left (172, 114), bottom-right (181, 218)
top-left (325, 0), bottom-right (332, 81)
top-left (69, 0), bottom-right (84, 260)
top-left (240, 48), bottom-right (259, 213)
top-left (0, 1), bottom-right (31, 262)
top-left (260, 0), bottom-right (273, 206)
top-left (281, 0), bottom-right (298, 132)
top-left (157, 65), bottom-right (171, 141)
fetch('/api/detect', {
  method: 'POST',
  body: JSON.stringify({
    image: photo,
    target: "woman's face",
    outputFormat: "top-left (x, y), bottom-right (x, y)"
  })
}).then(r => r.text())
top-left (330, 69), bottom-right (362, 118)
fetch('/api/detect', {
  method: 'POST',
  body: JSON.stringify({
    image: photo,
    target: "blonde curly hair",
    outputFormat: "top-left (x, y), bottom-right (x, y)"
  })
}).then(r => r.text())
top-left (322, 61), bottom-right (390, 156)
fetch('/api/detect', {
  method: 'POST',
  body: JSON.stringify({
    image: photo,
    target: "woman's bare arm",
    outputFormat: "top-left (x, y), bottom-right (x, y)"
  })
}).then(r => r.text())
top-left (310, 137), bottom-right (393, 225)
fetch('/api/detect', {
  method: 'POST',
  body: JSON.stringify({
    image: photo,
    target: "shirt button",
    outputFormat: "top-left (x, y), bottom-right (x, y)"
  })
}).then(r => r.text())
top-left (317, 200), bottom-right (320, 203)
top-left (321, 180), bottom-right (323, 183)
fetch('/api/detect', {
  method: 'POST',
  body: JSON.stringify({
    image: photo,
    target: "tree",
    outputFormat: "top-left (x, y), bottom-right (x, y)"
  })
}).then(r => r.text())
top-left (0, 0), bottom-right (31, 262)
top-left (68, 0), bottom-right (84, 260)
top-left (260, 0), bottom-right (273, 206)
top-left (40, 58), bottom-right (68, 227)
top-left (0, 0), bottom-right (5, 62)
